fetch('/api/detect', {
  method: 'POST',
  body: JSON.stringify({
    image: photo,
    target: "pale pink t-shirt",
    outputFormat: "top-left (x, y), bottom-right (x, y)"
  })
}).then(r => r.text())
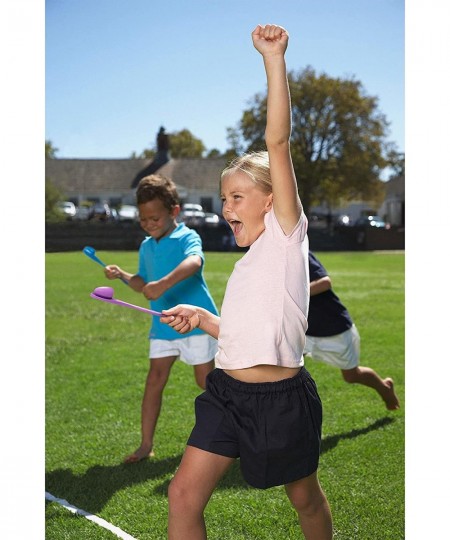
top-left (215, 208), bottom-right (309, 370)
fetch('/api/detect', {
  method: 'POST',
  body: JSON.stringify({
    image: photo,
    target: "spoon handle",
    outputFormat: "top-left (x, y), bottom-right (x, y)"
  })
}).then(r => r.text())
top-left (90, 293), bottom-right (162, 317)
top-left (83, 248), bottom-right (129, 284)
top-left (111, 298), bottom-right (162, 316)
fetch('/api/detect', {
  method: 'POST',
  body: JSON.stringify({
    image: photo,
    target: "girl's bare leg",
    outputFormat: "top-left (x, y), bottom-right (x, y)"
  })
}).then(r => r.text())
top-left (168, 446), bottom-right (235, 540)
top-left (285, 471), bottom-right (333, 540)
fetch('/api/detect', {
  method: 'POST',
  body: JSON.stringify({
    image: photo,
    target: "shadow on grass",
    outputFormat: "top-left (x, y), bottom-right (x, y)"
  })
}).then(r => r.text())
top-left (320, 416), bottom-right (395, 454)
top-left (46, 453), bottom-right (250, 518)
top-left (46, 417), bottom-right (396, 514)
top-left (151, 418), bottom-right (396, 495)
top-left (45, 454), bottom-right (182, 514)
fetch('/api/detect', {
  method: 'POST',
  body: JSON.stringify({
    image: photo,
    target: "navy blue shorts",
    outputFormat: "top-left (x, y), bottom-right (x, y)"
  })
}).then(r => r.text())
top-left (187, 367), bottom-right (322, 489)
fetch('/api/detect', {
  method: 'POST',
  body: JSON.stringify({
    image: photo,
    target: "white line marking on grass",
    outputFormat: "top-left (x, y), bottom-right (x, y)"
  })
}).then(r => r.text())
top-left (45, 491), bottom-right (138, 540)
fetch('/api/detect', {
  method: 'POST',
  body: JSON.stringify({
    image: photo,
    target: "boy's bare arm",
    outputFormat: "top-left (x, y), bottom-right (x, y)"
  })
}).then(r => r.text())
top-left (310, 276), bottom-right (332, 296)
top-left (104, 265), bottom-right (145, 292)
top-left (128, 274), bottom-right (146, 292)
top-left (142, 255), bottom-right (202, 300)
top-left (252, 24), bottom-right (301, 234)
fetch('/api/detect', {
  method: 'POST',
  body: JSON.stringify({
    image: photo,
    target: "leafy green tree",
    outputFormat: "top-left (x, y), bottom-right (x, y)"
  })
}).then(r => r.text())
top-left (233, 67), bottom-right (392, 215)
top-left (130, 149), bottom-right (156, 159)
top-left (45, 140), bottom-right (58, 158)
top-left (133, 129), bottom-right (205, 159)
top-left (386, 151), bottom-right (405, 179)
top-left (223, 127), bottom-right (242, 163)
top-left (169, 129), bottom-right (205, 158)
top-left (45, 140), bottom-right (64, 220)
top-left (45, 179), bottom-right (65, 221)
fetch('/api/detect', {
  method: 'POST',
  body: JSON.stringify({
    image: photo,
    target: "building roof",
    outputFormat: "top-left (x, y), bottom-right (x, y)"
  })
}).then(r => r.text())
top-left (45, 156), bottom-right (227, 197)
top-left (157, 157), bottom-right (227, 191)
top-left (45, 158), bottom-right (151, 194)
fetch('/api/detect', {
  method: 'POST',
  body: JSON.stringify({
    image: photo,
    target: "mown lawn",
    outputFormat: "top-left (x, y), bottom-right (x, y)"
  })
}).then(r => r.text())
top-left (45, 250), bottom-right (404, 539)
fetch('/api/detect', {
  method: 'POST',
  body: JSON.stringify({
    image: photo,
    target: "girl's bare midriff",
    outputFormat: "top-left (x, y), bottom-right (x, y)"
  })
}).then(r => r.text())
top-left (224, 364), bottom-right (301, 383)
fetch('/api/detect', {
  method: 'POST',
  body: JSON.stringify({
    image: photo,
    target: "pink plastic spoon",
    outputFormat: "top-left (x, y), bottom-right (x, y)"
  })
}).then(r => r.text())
top-left (90, 286), bottom-right (162, 316)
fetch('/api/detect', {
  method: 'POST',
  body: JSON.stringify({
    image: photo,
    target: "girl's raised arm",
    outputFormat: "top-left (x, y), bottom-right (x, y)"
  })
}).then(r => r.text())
top-left (252, 24), bottom-right (302, 235)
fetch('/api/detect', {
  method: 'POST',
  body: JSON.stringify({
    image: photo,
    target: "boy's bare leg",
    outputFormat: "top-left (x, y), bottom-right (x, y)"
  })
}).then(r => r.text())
top-left (124, 356), bottom-right (177, 463)
top-left (168, 446), bottom-right (234, 539)
top-left (285, 471), bottom-right (333, 540)
top-left (193, 360), bottom-right (214, 389)
top-left (341, 366), bottom-right (400, 410)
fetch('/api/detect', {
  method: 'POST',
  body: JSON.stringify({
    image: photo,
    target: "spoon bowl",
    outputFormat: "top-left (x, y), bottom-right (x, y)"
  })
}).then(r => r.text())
top-left (83, 247), bottom-right (129, 284)
top-left (92, 286), bottom-right (114, 299)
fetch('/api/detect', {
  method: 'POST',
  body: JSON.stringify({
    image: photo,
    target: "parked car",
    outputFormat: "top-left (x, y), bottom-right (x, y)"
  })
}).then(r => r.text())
top-left (178, 209), bottom-right (206, 228)
top-left (73, 206), bottom-right (91, 220)
top-left (204, 212), bottom-right (220, 227)
top-left (353, 215), bottom-right (386, 228)
top-left (334, 214), bottom-right (351, 227)
top-left (182, 203), bottom-right (203, 212)
top-left (118, 204), bottom-right (139, 222)
top-left (89, 202), bottom-right (113, 222)
top-left (56, 201), bottom-right (77, 219)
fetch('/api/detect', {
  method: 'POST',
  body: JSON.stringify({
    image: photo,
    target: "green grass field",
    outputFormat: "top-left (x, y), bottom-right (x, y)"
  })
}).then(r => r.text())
top-left (45, 250), bottom-right (404, 539)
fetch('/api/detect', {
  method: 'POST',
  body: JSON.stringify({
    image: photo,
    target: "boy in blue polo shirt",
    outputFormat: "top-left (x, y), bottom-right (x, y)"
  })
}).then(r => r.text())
top-left (305, 251), bottom-right (400, 410)
top-left (105, 174), bottom-right (218, 462)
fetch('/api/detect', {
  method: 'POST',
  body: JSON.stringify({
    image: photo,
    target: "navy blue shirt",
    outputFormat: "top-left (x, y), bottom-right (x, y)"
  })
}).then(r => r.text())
top-left (307, 252), bottom-right (353, 337)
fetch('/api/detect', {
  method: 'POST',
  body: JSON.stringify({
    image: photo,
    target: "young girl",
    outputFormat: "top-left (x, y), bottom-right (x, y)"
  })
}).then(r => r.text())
top-left (161, 24), bottom-right (333, 539)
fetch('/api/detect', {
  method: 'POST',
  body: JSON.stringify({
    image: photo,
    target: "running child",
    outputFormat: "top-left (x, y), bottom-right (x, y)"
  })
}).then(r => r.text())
top-left (105, 174), bottom-right (218, 463)
top-left (305, 250), bottom-right (400, 410)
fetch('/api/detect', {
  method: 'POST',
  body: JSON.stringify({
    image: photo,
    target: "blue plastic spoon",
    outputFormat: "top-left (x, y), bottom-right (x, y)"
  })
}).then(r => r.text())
top-left (83, 246), bottom-right (128, 284)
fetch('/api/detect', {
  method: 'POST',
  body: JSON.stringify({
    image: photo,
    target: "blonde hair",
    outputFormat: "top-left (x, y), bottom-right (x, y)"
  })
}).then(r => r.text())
top-left (221, 151), bottom-right (272, 194)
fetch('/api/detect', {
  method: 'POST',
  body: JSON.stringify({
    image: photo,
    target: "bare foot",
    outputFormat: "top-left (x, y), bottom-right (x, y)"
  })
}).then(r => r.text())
top-left (382, 378), bottom-right (400, 410)
top-left (124, 445), bottom-right (155, 464)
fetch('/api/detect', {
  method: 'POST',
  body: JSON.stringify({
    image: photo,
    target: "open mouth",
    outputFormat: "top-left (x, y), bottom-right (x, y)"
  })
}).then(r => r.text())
top-left (229, 220), bottom-right (243, 236)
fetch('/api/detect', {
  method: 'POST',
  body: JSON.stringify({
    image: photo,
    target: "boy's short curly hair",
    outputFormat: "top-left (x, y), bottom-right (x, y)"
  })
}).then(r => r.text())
top-left (221, 151), bottom-right (272, 194)
top-left (136, 174), bottom-right (180, 211)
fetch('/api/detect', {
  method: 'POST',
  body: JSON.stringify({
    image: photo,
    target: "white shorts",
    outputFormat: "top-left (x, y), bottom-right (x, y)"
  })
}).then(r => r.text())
top-left (304, 324), bottom-right (360, 370)
top-left (149, 334), bottom-right (218, 366)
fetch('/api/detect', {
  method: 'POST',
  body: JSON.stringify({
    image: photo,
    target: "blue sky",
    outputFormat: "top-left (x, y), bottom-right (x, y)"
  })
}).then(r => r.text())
top-left (45, 0), bottom-right (405, 158)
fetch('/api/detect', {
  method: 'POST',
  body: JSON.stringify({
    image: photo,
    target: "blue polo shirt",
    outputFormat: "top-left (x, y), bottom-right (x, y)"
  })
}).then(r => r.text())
top-left (307, 251), bottom-right (353, 337)
top-left (138, 222), bottom-right (218, 340)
